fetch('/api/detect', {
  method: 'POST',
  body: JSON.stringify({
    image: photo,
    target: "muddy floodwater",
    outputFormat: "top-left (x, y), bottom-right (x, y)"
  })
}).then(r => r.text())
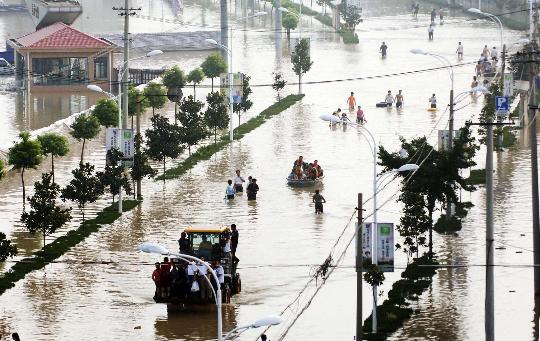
top-left (0, 0), bottom-right (536, 340)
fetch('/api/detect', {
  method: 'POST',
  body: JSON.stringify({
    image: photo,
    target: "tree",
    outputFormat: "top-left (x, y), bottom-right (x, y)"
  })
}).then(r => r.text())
top-left (70, 114), bottom-right (101, 163)
top-left (292, 38), bottom-right (313, 94)
top-left (0, 232), bottom-right (17, 262)
top-left (395, 191), bottom-right (430, 260)
top-left (61, 162), bottom-right (104, 221)
top-left (282, 12), bottom-right (299, 42)
top-left (21, 172), bottom-right (71, 247)
top-left (0, 159), bottom-right (5, 181)
top-left (131, 134), bottom-right (157, 199)
top-left (178, 96), bottom-right (208, 155)
top-left (145, 114), bottom-right (184, 173)
top-left (143, 83), bottom-right (167, 115)
top-left (100, 149), bottom-right (132, 202)
top-left (205, 92), bottom-right (229, 144)
top-left (272, 72), bottom-right (287, 101)
top-left (37, 132), bottom-right (69, 183)
top-left (8, 132), bottom-right (43, 207)
top-left (187, 68), bottom-right (205, 99)
top-left (128, 85), bottom-right (149, 129)
top-left (233, 74), bottom-right (253, 127)
top-left (201, 53), bottom-right (227, 92)
top-left (163, 66), bottom-right (186, 125)
top-left (92, 98), bottom-right (118, 128)
top-left (338, 4), bottom-right (362, 31)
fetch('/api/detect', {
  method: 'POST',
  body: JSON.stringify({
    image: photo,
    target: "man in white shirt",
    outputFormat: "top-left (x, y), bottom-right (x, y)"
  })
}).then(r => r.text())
top-left (234, 169), bottom-right (245, 193)
top-left (385, 90), bottom-right (395, 107)
top-left (491, 46), bottom-right (498, 63)
top-left (456, 42), bottom-right (464, 60)
top-left (429, 94), bottom-right (437, 108)
top-left (197, 257), bottom-right (211, 301)
top-left (428, 24), bottom-right (434, 40)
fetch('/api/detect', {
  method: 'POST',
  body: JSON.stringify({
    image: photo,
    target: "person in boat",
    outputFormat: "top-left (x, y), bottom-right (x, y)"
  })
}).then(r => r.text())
top-left (247, 178), bottom-right (259, 200)
top-left (313, 189), bottom-right (326, 214)
top-left (152, 262), bottom-right (162, 299)
top-left (294, 166), bottom-right (304, 179)
top-left (294, 155), bottom-right (306, 170)
top-left (313, 160), bottom-right (323, 178)
top-left (178, 232), bottom-right (190, 254)
top-left (234, 170), bottom-right (245, 193)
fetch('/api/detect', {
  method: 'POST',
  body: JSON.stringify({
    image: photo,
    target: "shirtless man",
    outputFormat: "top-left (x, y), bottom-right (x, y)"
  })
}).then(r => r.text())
top-left (395, 90), bottom-right (404, 109)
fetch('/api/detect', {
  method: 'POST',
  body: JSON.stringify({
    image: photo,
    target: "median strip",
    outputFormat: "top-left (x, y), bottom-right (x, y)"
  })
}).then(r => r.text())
top-left (157, 94), bottom-right (304, 180)
top-left (0, 200), bottom-right (139, 296)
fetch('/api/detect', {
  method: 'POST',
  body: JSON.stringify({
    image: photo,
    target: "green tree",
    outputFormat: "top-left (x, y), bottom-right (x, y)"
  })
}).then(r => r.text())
top-left (37, 132), bottom-right (69, 183)
top-left (92, 98), bottom-right (118, 128)
top-left (21, 172), bottom-right (71, 247)
top-left (100, 149), bottom-right (132, 202)
top-left (292, 38), bottom-right (313, 94)
top-left (272, 72), bottom-right (287, 101)
top-left (0, 232), bottom-right (17, 262)
top-left (178, 96), bottom-right (208, 155)
top-left (145, 114), bottom-right (184, 173)
top-left (201, 53), bottom-right (227, 92)
top-left (0, 159), bottom-right (5, 181)
top-left (282, 12), bottom-right (299, 41)
top-left (143, 83), bottom-right (167, 115)
top-left (128, 85), bottom-right (149, 129)
top-left (233, 74), bottom-right (253, 127)
top-left (61, 162), bottom-right (104, 221)
top-left (70, 114), bottom-right (101, 163)
top-left (8, 132), bottom-right (43, 206)
top-left (187, 68), bottom-right (205, 100)
top-left (338, 4), bottom-right (362, 31)
top-left (163, 66), bottom-right (186, 125)
top-left (131, 134), bottom-right (157, 199)
top-left (395, 191), bottom-right (430, 259)
top-left (204, 91), bottom-right (229, 144)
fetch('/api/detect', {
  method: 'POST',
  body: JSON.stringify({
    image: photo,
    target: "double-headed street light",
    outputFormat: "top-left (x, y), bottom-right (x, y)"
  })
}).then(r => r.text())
top-left (320, 114), bottom-right (419, 335)
top-left (138, 242), bottom-right (282, 341)
top-left (87, 49), bottom-right (162, 213)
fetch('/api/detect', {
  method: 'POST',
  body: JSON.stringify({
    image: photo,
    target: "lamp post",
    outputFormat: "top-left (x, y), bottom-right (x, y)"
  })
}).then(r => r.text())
top-left (205, 38), bottom-right (234, 142)
top-left (468, 8), bottom-right (503, 51)
top-left (223, 315), bottom-right (283, 340)
top-left (86, 49), bottom-right (162, 212)
top-left (320, 114), bottom-right (419, 335)
top-left (137, 242), bottom-right (224, 341)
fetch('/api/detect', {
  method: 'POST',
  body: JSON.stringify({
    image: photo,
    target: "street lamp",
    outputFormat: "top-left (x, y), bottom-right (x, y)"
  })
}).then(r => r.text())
top-left (468, 8), bottom-right (503, 51)
top-left (87, 49), bottom-right (163, 213)
top-left (223, 315), bottom-right (283, 340)
top-left (319, 114), bottom-right (419, 334)
top-left (137, 242), bottom-right (224, 341)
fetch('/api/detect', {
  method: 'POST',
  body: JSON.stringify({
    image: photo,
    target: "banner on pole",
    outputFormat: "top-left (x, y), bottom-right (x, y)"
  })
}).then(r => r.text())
top-left (219, 72), bottom-right (244, 104)
top-left (503, 73), bottom-right (513, 97)
top-left (106, 128), bottom-right (134, 166)
top-left (362, 222), bottom-right (394, 272)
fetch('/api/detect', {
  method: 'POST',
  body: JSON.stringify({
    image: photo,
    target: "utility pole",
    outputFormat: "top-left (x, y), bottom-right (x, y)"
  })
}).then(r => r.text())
top-left (136, 98), bottom-right (142, 200)
top-left (356, 193), bottom-right (363, 341)
top-left (485, 100), bottom-right (495, 341)
top-left (221, 0), bottom-right (229, 61)
top-left (446, 88), bottom-right (454, 220)
top-left (113, 1), bottom-right (139, 213)
top-left (497, 45), bottom-right (507, 150)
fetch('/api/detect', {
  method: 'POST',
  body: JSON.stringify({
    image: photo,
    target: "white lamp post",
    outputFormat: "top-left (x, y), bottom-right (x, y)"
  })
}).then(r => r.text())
top-left (468, 8), bottom-right (503, 51)
top-left (137, 242), bottom-right (224, 341)
top-left (223, 315), bottom-right (283, 340)
top-left (320, 114), bottom-right (419, 333)
top-left (87, 50), bottom-right (162, 213)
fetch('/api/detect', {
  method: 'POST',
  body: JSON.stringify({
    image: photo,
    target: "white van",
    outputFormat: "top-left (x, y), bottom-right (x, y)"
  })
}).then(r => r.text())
top-left (0, 58), bottom-right (14, 75)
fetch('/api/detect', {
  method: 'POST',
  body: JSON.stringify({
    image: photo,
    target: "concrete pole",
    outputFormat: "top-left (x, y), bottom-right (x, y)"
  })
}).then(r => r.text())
top-left (356, 193), bottom-right (363, 341)
top-left (372, 139), bottom-right (378, 333)
top-left (136, 98), bottom-right (142, 200)
top-left (531, 0), bottom-right (534, 41)
top-left (221, 0), bottom-right (229, 61)
top-left (446, 88), bottom-right (454, 220)
top-left (485, 105), bottom-right (494, 341)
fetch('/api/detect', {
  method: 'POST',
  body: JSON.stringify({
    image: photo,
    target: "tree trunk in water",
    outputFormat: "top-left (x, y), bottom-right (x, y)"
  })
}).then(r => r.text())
top-left (81, 138), bottom-right (86, 164)
top-left (153, 107), bottom-right (155, 116)
top-left (193, 84), bottom-right (197, 99)
top-left (174, 102), bottom-right (178, 125)
top-left (299, 73), bottom-right (302, 94)
top-left (21, 168), bottom-right (25, 208)
top-left (43, 232), bottom-right (46, 248)
top-left (428, 210), bottom-right (433, 259)
top-left (163, 159), bottom-right (166, 174)
top-left (188, 145), bottom-right (191, 156)
top-left (82, 207), bottom-right (85, 222)
top-left (287, 29), bottom-right (290, 42)
top-left (211, 78), bottom-right (214, 92)
top-left (131, 115), bottom-right (134, 130)
top-left (214, 128), bottom-right (217, 144)
top-left (238, 113), bottom-right (241, 128)
top-left (51, 154), bottom-right (55, 183)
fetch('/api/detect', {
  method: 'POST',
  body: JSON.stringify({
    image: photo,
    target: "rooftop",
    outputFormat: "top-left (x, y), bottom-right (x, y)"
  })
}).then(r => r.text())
top-left (11, 22), bottom-right (112, 49)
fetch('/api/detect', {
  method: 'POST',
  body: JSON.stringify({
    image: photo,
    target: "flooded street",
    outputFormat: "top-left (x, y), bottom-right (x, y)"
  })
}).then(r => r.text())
top-left (0, 0), bottom-right (537, 340)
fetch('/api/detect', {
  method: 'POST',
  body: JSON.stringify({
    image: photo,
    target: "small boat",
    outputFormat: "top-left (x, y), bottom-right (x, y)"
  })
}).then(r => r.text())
top-left (376, 102), bottom-right (389, 108)
top-left (287, 175), bottom-right (324, 187)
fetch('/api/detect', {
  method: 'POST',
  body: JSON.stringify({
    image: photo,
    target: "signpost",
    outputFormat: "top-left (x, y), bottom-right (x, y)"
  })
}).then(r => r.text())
top-left (362, 222), bottom-right (394, 272)
top-left (220, 72), bottom-right (243, 104)
top-left (106, 128), bottom-right (134, 166)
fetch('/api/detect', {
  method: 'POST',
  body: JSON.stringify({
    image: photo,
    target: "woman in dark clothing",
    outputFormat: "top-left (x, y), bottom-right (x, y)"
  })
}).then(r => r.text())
top-left (178, 232), bottom-right (190, 254)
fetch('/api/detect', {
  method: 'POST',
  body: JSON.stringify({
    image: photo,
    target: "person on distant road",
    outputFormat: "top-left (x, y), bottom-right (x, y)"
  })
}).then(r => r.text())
top-left (430, 8), bottom-right (436, 23)
top-left (428, 23), bottom-right (434, 40)
top-left (379, 42), bottom-right (388, 58)
top-left (491, 46), bottom-right (498, 63)
top-left (439, 7), bottom-right (444, 24)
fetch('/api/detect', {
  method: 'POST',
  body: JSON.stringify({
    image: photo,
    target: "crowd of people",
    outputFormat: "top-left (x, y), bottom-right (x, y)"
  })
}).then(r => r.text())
top-left (288, 156), bottom-right (324, 180)
top-left (226, 170), bottom-right (259, 201)
top-left (152, 225), bottom-right (240, 302)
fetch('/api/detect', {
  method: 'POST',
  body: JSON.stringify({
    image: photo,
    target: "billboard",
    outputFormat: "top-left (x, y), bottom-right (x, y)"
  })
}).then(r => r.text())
top-left (106, 128), bottom-right (134, 166)
top-left (219, 72), bottom-right (243, 104)
top-left (361, 222), bottom-right (394, 272)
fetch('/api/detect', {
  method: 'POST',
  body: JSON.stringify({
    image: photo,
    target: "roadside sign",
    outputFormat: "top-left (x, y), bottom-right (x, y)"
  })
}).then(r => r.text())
top-left (106, 128), bottom-right (134, 166)
top-left (438, 130), bottom-right (461, 151)
top-left (362, 222), bottom-right (395, 272)
top-left (219, 72), bottom-right (243, 104)
top-left (503, 73), bottom-right (513, 97)
top-left (495, 96), bottom-right (509, 113)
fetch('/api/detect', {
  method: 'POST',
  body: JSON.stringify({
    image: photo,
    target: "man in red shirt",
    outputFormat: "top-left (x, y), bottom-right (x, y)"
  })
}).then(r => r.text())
top-left (160, 257), bottom-right (171, 298)
top-left (347, 92), bottom-right (357, 113)
top-left (152, 262), bottom-right (161, 299)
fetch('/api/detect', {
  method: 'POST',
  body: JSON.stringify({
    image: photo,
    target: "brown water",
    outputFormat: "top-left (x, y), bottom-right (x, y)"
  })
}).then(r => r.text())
top-left (0, 0), bottom-right (535, 340)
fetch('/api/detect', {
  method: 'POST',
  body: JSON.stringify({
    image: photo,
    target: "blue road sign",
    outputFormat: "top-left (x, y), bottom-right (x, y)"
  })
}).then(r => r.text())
top-left (495, 96), bottom-right (509, 113)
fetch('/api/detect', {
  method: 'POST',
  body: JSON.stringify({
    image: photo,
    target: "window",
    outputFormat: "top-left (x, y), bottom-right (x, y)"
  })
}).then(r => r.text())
top-left (94, 57), bottom-right (108, 79)
top-left (31, 57), bottom-right (88, 85)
